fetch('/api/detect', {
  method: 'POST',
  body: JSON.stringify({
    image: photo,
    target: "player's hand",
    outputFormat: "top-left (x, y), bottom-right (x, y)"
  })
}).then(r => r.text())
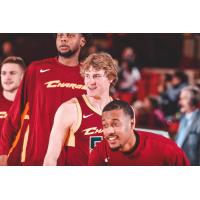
top-left (0, 155), bottom-right (8, 166)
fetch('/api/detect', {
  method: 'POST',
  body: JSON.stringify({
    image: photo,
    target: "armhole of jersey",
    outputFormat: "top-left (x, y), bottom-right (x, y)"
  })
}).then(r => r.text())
top-left (73, 99), bottom-right (82, 133)
top-left (65, 98), bottom-right (82, 147)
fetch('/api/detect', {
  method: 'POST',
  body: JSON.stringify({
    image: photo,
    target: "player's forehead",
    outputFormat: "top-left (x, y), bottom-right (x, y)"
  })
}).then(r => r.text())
top-left (84, 67), bottom-right (105, 75)
top-left (1, 63), bottom-right (21, 72)
top-left (102, 109), bottom-right (126, 121)
top-left (56, 33), bottom-right (80, 37)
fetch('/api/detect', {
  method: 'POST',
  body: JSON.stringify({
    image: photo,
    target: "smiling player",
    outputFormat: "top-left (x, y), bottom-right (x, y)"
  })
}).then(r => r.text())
top-left (88, 100), bottom-right (190, 166)
top-left (43, 52), bottom-right (118, 166)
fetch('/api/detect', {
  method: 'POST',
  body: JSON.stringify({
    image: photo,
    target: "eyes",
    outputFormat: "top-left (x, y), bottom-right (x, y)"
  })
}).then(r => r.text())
top-left (102, 121), bottom-right (121, 129)
top-left (57, 33), bottom-right (76, 39)
top-left (84, 74), bottom-right (105, 80)
top-left (1, 71), bottom-right (18, 76)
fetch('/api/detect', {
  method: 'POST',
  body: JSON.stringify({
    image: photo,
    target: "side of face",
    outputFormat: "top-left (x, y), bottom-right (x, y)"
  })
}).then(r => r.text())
top-left (179, 90), bottom-right (193, 113)
top-left (56, 33), bottom-right (86, 57)
top-left (1, 63), bottom-right (24, 92)
top-left (84, 68), bottom-right (112, 98)
top-left (102, 109), bottom-right (135, 151)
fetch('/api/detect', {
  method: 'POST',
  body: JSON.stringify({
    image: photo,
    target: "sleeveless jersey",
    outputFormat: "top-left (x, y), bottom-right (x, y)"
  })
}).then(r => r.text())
top-left (64, 94), bottom-right (105, 165)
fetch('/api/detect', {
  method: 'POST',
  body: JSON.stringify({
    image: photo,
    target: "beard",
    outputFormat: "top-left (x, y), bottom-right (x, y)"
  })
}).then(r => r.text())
top-left (58, 49), bottom-right (77, 58)
top-left (110, 145), bottom-right (121, 152)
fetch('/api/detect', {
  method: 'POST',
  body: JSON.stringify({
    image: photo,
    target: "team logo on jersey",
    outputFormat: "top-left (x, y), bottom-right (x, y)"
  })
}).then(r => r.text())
top-left (82, 127), bottom-right (103, 136)
top-left (0, 111), bottom-right (7, 118)
top-left (44, 80), bottom-right (86, 90)
top-left (83, 114), bottom-right (94, 119)
top-left (40, 69), bottom-right (51, 73)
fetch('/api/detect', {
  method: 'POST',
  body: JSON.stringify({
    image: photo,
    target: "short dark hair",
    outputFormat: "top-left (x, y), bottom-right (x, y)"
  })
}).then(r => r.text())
top-left (1, 56), bottom-right (26, 70)
top-left (103, 100), bottom-right (134, 119)
top-left (81, 33), bottom-right (92, 45)
top-left (53, 33), bottom-right (92, 45)
top-left (174, 71), bottom-right (188, 83)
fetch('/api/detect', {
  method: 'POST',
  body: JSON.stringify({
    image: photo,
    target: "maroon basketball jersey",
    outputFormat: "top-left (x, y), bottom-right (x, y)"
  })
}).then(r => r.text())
top-left (0, 57), bottom-right (86, 165)
top-left (64, 94), bottom-right (105, 165)
top-left (0, 92), bottom-right (12, 132)
top-left (88, 130), bottom-right (190, 166)
top-left (0, 92), bottom-right (29, 165)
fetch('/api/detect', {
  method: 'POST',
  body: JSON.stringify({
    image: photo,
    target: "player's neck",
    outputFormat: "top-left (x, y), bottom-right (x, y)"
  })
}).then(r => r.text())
top-left (58, 55), bottom-right (79, 67)
top-left (120, 133), bottom-right (136, 153)
top-left (3, 90), bottom-right (16, 101)
top-left (86, 94), bottom-right (111, 113)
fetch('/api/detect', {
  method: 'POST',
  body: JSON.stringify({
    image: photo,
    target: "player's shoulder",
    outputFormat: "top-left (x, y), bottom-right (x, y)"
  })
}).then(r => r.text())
top-left (28, 57), bottom-right (57, 71)
top-left (30, 57), bottom-right (56, 66)
top-left (137, 130), bottom-right (177, 148)
top-left (59, 97), bottom-right (78, 111)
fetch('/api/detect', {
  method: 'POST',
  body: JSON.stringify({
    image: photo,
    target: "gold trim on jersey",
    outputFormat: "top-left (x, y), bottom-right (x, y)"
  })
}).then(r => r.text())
top-left (82, 94), bottom-right (113, 116)
top-left (8, 102), bottom-right (29, 157)
top-left (82, 94), bottom-right (101, 116)
top-left (21, 125), bottom-right (30, 162)
top-left (64, 98), bottom-right (82, 147)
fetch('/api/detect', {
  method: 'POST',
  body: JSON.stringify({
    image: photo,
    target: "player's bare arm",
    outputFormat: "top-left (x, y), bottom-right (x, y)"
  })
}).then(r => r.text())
top-left (43, 98), bottom-right (78, 166)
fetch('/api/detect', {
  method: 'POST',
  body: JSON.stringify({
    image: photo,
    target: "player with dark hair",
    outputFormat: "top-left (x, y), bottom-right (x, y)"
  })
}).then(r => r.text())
top-left (0, 33), bottom-right (90, 166)
top-left (88, 100), bottom-right (190, 166)
top-left (43, 52), bottom-right (118, 166)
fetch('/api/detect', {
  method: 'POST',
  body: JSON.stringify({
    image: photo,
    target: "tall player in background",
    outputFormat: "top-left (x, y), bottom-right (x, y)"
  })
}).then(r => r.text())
top-left (0, 33), bottom-right (90, 166)
top-left (43, 52), bottom-right (118, 166)
top-left (0, 56), bottom-right (28, 165)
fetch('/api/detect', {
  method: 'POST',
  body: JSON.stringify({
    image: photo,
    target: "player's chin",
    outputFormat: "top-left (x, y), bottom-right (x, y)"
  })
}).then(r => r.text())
top-left (107, 141), bottom-right (120, 150)
top-left (3, 86), bottom-right (12, 91)
top-left (87, 90), bottom-right (98, 97)
top-left (109, 145), bottom-right (120, 152)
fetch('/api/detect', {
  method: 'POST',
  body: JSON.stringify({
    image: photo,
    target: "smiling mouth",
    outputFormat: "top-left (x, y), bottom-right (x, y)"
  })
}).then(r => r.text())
top-left (88, 87), bottom-right (97, 91)
top-left (106, 135), bottom-right (118, 141)
top-left (4, 82), bottom-right (13, 85)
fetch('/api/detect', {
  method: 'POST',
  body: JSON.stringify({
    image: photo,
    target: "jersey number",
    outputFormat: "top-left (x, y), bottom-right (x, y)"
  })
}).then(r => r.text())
top-left (89, 136), bottom-right (103, 151)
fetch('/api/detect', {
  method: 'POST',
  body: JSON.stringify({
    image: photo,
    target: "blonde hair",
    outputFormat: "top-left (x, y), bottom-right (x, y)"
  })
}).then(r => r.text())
top-left (80, 52), bottom-right (119, 86)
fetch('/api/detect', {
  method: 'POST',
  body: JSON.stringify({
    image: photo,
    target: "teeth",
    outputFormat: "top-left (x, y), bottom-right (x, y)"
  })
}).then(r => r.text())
top-left (108, 136), bottom-right (117, 141)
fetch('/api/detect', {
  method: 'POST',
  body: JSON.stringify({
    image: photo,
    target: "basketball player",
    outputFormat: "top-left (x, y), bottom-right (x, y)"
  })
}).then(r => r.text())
top-left (0, 33), bottom-right (90, 166)
top-left (43, 52), bottom-right (118, 165)
top-left (0, 56), bottom-right (28, 165)
top-left (88, 100), bottom-right (190, 166)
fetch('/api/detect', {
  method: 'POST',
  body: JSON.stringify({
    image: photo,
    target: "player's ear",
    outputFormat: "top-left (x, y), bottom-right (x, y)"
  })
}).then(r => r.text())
top-left (80, 36), bottom-right (86, 48)
top-left (130, 118), bottom-right (135, 130)
top-left (109, 79), bottom-right (113, 84)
